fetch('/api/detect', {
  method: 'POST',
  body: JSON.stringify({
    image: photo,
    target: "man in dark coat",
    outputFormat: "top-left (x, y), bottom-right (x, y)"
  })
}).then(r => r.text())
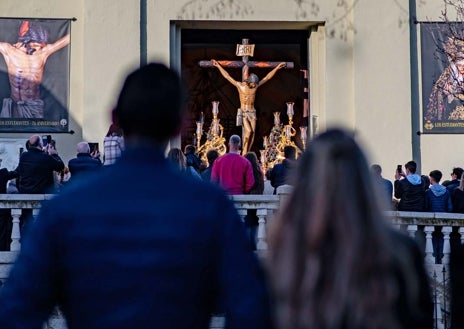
top-left (0, 63), bottom-right (272, 329)
top-left (16, 134), bottom-right (64, 235)
top-left (17, 134), bottom-right (64, 194)
top-left (269, 145), bottom-right (296, 194)
top-left (68, 141), bottom-right (102, 182)
top-left (442, 167), bottom-right (463, 192)
top-left (394, 160), bottom-right (428, 211)
top-left (184, 144), bottom-right (201, 173)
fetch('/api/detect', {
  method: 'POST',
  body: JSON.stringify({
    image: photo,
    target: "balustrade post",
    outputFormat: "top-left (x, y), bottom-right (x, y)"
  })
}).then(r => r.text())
top-left (424, 226), bottom-right (435, 265)
top-left (407, 225), bottom-right (417, 239)
top-left (32, 208), bottom-right (40, 222)
top-left (256, 208), bottom-right (268, 252)
top-left (236, 208), bottom-right (247, 224)
top-left (10, 208), bottom-right (22, 251)
top-left (459, 227), bottom-right (464, 244)
top-left (442, 226), bottom-right (452, 265)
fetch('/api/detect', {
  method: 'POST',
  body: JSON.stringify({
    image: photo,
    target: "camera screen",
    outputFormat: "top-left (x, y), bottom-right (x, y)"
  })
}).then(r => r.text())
top-left (42, 135), bottom-right (51, 147)
top-left (88, 143), bottom-right (99, 153)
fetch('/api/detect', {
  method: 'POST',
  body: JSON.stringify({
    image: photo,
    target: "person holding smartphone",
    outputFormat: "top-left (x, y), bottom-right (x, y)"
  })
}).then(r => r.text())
top-left (68, 141), bottom-right (102, 182)
top-left (16, 134), bottom-right (65, 235)
top-left (17, 134), bottom-right (64, 194)
top-left (394, 160), bottom-right (428, 212)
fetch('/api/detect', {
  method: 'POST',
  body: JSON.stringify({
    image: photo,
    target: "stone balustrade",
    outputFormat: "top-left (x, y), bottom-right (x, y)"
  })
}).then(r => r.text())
top-left (0, 192), bottom-right (463, 328)
top-left (1, 192), bottom-right (464, 265)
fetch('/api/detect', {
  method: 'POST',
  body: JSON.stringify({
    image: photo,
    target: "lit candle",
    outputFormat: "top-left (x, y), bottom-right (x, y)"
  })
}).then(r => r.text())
top-left (212, 101), bottom-right (220, 115)
top-left (300, 126), bottom-right (307, 141)
top-left (196, 121), bottom-right (202, 135)
top-left (286, 102), bottom-right (294, 116)
top-left (273, 112), bottom-right (280, 125)
top-left (263, 136), bottom-right (268, 148)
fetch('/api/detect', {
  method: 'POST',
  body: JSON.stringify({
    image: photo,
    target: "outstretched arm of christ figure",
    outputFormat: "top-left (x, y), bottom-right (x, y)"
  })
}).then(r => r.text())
top-left (258, 62), bottom-right (286, 87)
top-left (42, 34), bottom-right (70, 58)
top-left (211, 59), bottom-right (239, 86)
top-left (0, 42), bottom-right (11, 55)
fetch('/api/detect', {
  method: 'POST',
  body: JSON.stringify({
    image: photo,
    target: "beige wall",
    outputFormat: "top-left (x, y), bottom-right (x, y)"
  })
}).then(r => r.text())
top-left (1, 0), bottom-right (459, 181)
top-left (353, 0), bottom-right (414, 178)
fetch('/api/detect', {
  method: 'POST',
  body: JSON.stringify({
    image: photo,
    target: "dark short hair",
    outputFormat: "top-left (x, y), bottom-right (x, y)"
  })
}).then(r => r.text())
top-left (452, 167), bottom-right (464, 178)
top-left (184, 145), bottom-right (195, 155)
top-left (405, 161), bottom-right (417, 174)
top-left (371, 164), bottom-right (382, 175)
top-left (429, 170), bottom-right (443, 183)
top-left (206, 149), bottom-right (219, 165)
top-left (114, 63), bottom-right (185, 141)
top-left (284, 145), bottom-right (296, 159)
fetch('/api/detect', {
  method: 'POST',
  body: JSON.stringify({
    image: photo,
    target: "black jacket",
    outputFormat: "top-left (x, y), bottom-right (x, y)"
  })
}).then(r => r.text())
top-left (18, 148), bottom-right (64, 194)
top-left (394, 176), bottom-right (428, 211)
top-left (68, 153), bottom-right (102, 180)
top-left (443, 179), bottom-right (460, 192)
top-left (269, 159), bottom-right (294, 191)
top-left (0, 168), bottom-right (17, 194)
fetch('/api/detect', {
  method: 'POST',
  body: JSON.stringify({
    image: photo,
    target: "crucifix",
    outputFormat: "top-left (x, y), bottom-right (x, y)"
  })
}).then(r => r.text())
top-left (199, 38), bottom-right (294, 155)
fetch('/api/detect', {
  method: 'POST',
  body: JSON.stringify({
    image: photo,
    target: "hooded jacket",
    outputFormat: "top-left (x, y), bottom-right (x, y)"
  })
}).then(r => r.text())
top-left (425, 184), bottom-right (453, 212)
top-left (394, 174), bottom-right (428, 211)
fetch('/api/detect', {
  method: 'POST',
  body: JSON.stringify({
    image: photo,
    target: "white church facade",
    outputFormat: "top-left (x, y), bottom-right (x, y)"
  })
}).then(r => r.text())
top-left (0, 0), bottom-right (460, 178)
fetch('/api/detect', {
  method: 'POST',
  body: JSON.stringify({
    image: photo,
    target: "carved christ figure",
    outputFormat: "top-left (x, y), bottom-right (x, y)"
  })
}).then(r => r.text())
top-left (0, 20), bottom-right (70, 118)
top-left (211, 59), bottom-right (286, 155)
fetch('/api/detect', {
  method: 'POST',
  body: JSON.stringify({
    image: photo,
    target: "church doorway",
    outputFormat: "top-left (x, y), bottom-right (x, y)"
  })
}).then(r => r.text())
top-left (172, 22), bottom-right (311, 156)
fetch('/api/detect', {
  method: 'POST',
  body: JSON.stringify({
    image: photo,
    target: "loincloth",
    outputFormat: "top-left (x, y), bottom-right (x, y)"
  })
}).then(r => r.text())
top-left (1, 98), bottom-right (44, 119)
top-left (236, 108), bottom-right (256, 126)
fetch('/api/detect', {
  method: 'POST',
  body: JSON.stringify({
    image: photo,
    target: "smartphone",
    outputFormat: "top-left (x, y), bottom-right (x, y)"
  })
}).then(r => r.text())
top-left (42, 135), bottom-right (51, 147)
top-left (397, 164), bottom-right (402, 174)
top-left (88, 142), bottom-right (99, 153)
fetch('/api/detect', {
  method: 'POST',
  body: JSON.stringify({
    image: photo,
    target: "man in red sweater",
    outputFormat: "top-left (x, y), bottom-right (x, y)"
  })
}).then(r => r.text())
top-left (211, 134), bottom-right (255, 195)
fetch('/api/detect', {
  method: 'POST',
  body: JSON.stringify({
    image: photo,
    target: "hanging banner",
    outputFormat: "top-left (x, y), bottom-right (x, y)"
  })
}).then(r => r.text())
top-left (0, 18), bottom-right (70, 132)
top-left (421, 23), bottom-right (464, 133)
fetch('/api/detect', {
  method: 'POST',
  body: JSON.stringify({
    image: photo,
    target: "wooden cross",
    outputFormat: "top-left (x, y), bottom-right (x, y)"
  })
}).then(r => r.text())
top-left (198, 38), bottom-right (294, 82)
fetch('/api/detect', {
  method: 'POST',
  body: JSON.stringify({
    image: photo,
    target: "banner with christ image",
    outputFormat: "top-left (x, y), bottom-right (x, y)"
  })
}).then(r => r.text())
top-left (421, 22), bottom-right (464, 133)
top-left (0, 18), bottom-right (70, 132)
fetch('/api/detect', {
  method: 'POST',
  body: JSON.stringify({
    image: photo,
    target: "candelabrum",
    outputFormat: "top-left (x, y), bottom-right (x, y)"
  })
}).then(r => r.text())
top-left (196, 101), bottom-right (227, 162)
top-left (260, 102), bottom-right (303, 174)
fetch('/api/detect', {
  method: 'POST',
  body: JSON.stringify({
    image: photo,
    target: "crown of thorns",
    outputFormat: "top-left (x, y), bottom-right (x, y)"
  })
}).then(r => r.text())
top-left (17, 21), bottom-right (48, 44)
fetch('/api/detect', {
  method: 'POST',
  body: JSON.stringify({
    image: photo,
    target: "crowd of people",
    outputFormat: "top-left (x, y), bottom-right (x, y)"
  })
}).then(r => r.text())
top-left (0, 62), bottom-right (463, 328)
top-left (0, 126), bottom-right (125, 250)
top-left (369, 160), bottom-right (464, 264)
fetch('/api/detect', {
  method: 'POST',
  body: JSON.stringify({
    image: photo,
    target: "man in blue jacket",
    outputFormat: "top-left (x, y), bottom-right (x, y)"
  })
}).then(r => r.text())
top-left (0, 63), bottom-right (272, 329)
top-left (425, 170), bottom-right (453, 264)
